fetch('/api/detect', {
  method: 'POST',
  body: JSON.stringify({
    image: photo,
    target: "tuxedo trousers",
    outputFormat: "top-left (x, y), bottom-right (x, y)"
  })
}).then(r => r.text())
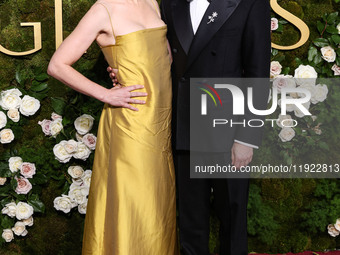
top-left (175, 150), bottom-right (249, 255)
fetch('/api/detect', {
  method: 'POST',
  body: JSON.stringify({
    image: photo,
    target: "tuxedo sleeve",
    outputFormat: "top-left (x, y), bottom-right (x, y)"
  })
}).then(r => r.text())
top-left (234, 0), bottom-right (271, 147)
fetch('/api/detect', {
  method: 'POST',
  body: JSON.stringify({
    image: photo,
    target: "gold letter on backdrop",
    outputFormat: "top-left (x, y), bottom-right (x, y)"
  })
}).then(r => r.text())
top-left (270, 0), bottom-right (310, 50)
top-left (55, 0), bottom-right (63, 49)
top-left (0, 22), bottom-right (42, 56)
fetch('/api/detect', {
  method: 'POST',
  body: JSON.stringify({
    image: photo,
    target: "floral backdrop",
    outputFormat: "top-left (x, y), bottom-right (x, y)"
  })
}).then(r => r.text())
top-left (0, 0), bottom-right (339, 254)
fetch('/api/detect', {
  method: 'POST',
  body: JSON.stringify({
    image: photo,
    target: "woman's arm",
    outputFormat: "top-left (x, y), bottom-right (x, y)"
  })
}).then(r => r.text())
top-left (47, 3), bottom-right (147, 111)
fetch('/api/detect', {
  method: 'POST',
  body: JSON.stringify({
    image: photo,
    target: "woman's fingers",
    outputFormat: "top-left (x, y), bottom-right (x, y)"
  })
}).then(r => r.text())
top-left (127, 98), bottom-right (146, 104)
top-left (126, 85), bottom-right (145, 91)
top-left (130, 91), bottom-right (148, 97)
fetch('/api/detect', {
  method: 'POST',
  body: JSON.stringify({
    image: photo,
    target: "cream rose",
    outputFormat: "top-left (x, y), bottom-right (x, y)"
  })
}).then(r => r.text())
top-left (334, 219), bottom-right (340, 232)
top-left (53, 195), bottom-right (77, 213)
top-left (15, 177), bottom-right (33, 195)
top-left (16, 202), bottom-right (34, 220)
top-left (1, 202), bottom-right (17, 218)
top-left (2, 229), bottom-right (14, 242)
top-left (270, 61), bottom-right (282, 78)
top-left (50, 118), bottom-right (63, 137)
top-left (38, 119), bottom-right (51, 136)
top-left (311, 84), bottom-right (328, 104)
top-left (0, 111), bottom-right (7, 129)
top-left (73, 142), bottom-right (91, 161)
top-left (68, 184), bottom-right (89, 204)
top-left (279, 127), bottom-right (295, 142)
top-left (320, 46), bottom-right (336, 63)
top-left (74, 114), bottom-right (94, 135)
top-left (78, 199), bottom-right (88, 214)
top-left (0, 89), bottom-right (22, 110)
top-left (68, 165), bottom-right (85, 179)
top-left (0, 128), bottom-right (14, 144)
top-left (51, 112), bottom-right (62, 120)
top-left (273, 75), bottom-right (296, 93)
top-left (294, 65), bottom-right (318, 86)
top-left (276, 114), bottom-right (295, 128)
top-left (12, 221), bottom-right (28, 236)
top-left (7, 108), bottom-right (20, 122)
top-left (0, 177), bottom-right (7, 185)
top-left (332, 64), bottom-right (340, 76)
top-left (82, 133), bottom-right (97, 150)
top-left (328, 224), bottom-right (340, 237)
top-left (9, 156), bottom-right (23, 173)
top-left (75, 132), bottom-right (83, 142)
top-left (20, 162), bottom-right (36, 178)
top-left (63, 139), bottom-right (78, 154)
top-left (22, 216), bottom-right (34, 226)
top-left (19, 95), bottom-right (40, 116)
top-left (294, 101), bottom-right (311, 118)
top-left (82, 170), bottom-right (92, 188)
top-left (271, 18), bottom-right (279, 31)
top-left (337, 23), bottom-right (340, 34)
top-left (53, 140), bottom-right (72, 163)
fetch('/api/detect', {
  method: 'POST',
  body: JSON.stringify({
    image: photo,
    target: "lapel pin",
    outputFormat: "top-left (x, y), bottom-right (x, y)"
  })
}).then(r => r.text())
top-left (207, 12), bottom-right (218, 24)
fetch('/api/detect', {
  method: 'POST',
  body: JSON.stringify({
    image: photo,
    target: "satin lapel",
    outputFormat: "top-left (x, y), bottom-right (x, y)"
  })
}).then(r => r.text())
top-left (186, 0), bottom-right (242, 69)
top-left (171, 0), bottom-right (195, 55)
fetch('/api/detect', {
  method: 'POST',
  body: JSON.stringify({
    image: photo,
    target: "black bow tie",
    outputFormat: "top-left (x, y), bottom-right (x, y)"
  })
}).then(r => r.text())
top-left (187, 0), bottom-right (212, 3)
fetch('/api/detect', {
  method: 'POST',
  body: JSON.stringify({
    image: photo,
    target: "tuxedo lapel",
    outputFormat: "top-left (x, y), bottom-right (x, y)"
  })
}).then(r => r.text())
top-left (171, 0), bottom-right (195, 55)
top-left (186, 0), bottom-right (242, 69)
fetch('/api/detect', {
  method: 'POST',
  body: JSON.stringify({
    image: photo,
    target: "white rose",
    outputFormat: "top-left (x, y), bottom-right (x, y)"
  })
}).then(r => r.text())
top-left (73, 142), bottom-right (91, 161)
top-left (1, 202), bottom-right (17, 218)
top-left (82, 133), bottom-right (97, 150)
top-left (279, 127), bottom-right (295, 142)
top-left (78, 199), bottom-right (88, 214)
top-left (51, 112), bottom-right (62, 120)
top-left (270, 61), bottom-right (282, 78)
top-left (74, 114), bottom-right (94, 135)
top-left (53, 141), bottom-right (72, 163)
top-left (53, 195), bottom-right (77, 213)
top-left (271, 18), bottom-right (279, 31)
top-left (82, 170), bottom-right (92, 188)
top-left (294, 65), bottom-right (318, 86)
top-left (321, 46), bottom-right (336, 63)
top-left (16, 202), bottom-right (34, 220)
top-left (38, 119), bottom-right (52, 136)
top-left (334, 219), bottom-right (340, 232)
top-left (0, 111), bottom-right (7, 129)
top-left (276, 114), bottom-right (295, 128)
top-left (19, 95), bottom-right (40, 116)
top-left (75, 132), bottom-right (84, 142)
top-left (2, 229), bottom-right (14, 242)
top-left (0, 177), bottom-right (6, 185)
top-left (50, 118), bottom-right (63, 138)
top-left (15, 177), bottom-right (33, 195)
top-left (12, 221), bottom-right (28, 236)
top-left (294, 100), bottom-right (310, 118)
top-left (68, 184), bottom-right (89, 204)
top-left (9, 157), bottom-right (23, 173)
top-left (22, 216), bottom-right (34, 226)
top-left (0, 89), bottom-right (22, 110)
top-left (311, 84), bottom-right (328, 104)
top-left (7, 108), bottom-right (20, 122)
top-left (328, 224), bottom-right (340, 237)
top-left (0, 128), bottom-right (14, 144)
top-left (337, 23), bottom-right (340, 34)
top-left (332, 64), bottom-right (340, 76)
top-left (278, 97), bottom-right (295, 112)
top-left (273, 75), bottom-right (296, 93)
top-left (68, 166), bottom-right (85, 179)
top-left (63, 139), bottom-right (78, 154)
top-left (20, 162), bottom-right (36, 178)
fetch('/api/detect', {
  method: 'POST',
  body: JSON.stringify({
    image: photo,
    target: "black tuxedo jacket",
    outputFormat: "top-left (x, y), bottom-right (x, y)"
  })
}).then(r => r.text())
top-left (161, 0), bottom-right (271, 151)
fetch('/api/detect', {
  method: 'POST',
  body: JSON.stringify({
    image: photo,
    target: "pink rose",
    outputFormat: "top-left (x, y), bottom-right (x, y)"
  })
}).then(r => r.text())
top-left (20, 163), bottom-right (36, 178)
top-left (15, 177), bottom-right (32, 195)
top-left (51, 112), bottom-right (62, 120)
top-left (82, 133), bottom-right (97, 150)
top-left (332, 64), bottom-right (340, 76)
top-left (271, 18), bottom-right (279, 31)
top-left (38, 119), bottom-right (51, 136)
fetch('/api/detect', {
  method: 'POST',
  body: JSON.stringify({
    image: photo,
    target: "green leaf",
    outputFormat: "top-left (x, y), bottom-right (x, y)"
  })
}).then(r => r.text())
top-left (331, 35), bottom-right (340, 44)
top-left (282, 67), bottom-right (290, 75)
top-left (51, 97), bottom-right (66, 115)
top-left (295, 57), bottom-right (303, 66)
top-left (317, 21), bottom-right (325, 34)
top-left (326, 25), bottom-right (339, 34)
top-left (318, 141), bottom-right (329, 150)
top-left (313, 53), bottom-right (323, 65)
top-left (31, 82), bottom-right (48, 92)
top-left (326, 12), bottom-right (338, 24)
top-left (15, 71), bottom-right (25, 86)
top-left (35, 73), bottom-right (49, 82)
top-left (313, 38), bottom-right (329, 47)
top-left (1, 215), bottom-right (15, 229)
top-left (28, 199), bottom-right (45, 213)
top-left (308, 47), bottom-right (318, 62)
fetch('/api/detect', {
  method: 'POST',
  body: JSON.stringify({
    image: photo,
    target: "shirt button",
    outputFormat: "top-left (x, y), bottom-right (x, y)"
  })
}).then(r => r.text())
top-left (173, 48), bottom-right (178, 53)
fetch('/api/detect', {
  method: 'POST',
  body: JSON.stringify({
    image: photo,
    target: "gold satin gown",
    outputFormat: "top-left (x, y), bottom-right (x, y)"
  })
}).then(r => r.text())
top-left (81, 3), bottom-right (178, 255)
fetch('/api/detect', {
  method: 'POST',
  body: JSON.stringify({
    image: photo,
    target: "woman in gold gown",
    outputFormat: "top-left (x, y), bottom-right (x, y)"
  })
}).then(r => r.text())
top-left (47, 0), bottom-right (178, 254)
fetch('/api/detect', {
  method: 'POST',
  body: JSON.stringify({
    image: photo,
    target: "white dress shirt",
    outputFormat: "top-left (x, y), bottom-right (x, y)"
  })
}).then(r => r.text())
top-left (189, 0), bottom-right (258, 149)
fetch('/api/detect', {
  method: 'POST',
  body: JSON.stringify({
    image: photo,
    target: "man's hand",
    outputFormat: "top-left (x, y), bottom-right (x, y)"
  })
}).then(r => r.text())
top-left (107, 66), bottom-right (120, 87)
top-left (231, 142), bottom-right (253, 169)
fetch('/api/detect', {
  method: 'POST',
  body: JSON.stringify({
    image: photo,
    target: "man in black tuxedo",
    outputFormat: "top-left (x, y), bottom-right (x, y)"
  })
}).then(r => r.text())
top-left (159, 0), bottom-right (271, 254)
